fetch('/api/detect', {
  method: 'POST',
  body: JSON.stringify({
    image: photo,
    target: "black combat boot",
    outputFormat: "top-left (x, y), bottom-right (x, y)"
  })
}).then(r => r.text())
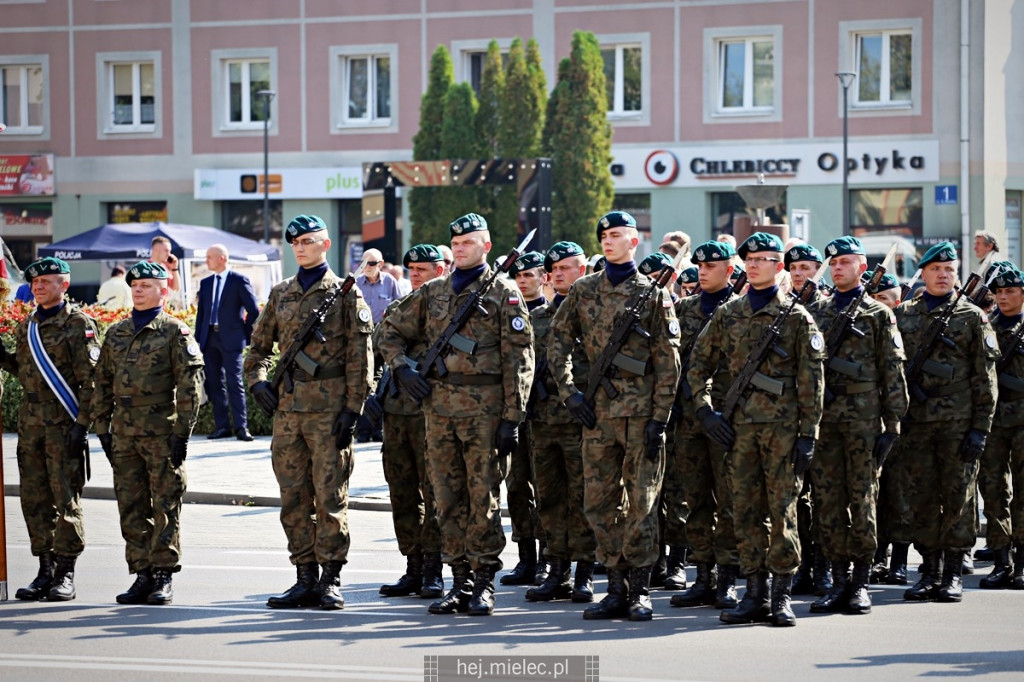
top-left (16, 552), bottom-right (55, 601)
top-left (649, 547), bottom-right (668, 588)
top-left (525, 558), bottom-right (571, 601)
top-left (980, 546), bottom-right (1013, 589)
top-left (937, 550), bottom-right (964, 603)
top-left (319, 560), bottom-right (345, 610)
top-left (962, 553), bottom-right (975, 575)
top-left (720, 572), bottom-right (771, 624)
top-left (870, 544), bottom-right (890, 584)
top-left (267, 563), bottom-right (320, 608)
top-left (810, 560), bottom-right (850, 613)
top-left (500, 541), bottom-right (537, 586)
top-left (886, 542), bottom-right (910, 585)
top-left (663, 546), bottom-right (688, 590)
top-left (583, 568), bottom-right (629, 620)
top-left (670, 561), bottom-right (717, 607)
top-left (715, 564), bottom-right (739, 609)
top-left (47, 555), bottom-right (77, 601)
top-left (116, 569), bottom-right (154, 605)
top-left (974, 545), bottom-right (994, 561)
top-left (468, 566), bottom-right (496, 616)
top-left (792, 546), bottom-right (815, 595)
top-left (148, 569), bottom-right (174, 605)
top-left (420, 552), bottom-right (444, 599)
top-left (847, 561), bottom-right (872, 614)
top-left (534, 542), bottom-right (550, 586)
top-left (1011, 545), bottom-right (1024, 590)
top-left (627, 566), bottom-right (655, 621)
top-left (571, 560), bottom-right (595, 603)
top-left (904, 550), bottom-right (941, 601)
top-left (812, 546), bottom-right (833, 596)
top-left (429, 561), bottom-right (473, 614)
top-left (379, 553), bottom-right (423, 597)
top-left (770, 573), bottom-right (796, 627)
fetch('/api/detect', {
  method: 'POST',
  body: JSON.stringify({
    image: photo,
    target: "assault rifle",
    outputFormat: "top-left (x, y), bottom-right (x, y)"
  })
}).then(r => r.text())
top-left (584, 265), bottom-right (675, 406)
top-left (903, 274), bottom-right (977, 403)
top-left (419, 229), bottom-right (535, 380)
top-left (997, 317), bottom-right (1024, 374)
top-left (677, 272), bottom-right (747, 400)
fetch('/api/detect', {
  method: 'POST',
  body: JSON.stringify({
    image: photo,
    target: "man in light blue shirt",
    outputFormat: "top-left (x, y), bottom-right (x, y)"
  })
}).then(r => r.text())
top-left (356, 249), bottom-right (402, 325)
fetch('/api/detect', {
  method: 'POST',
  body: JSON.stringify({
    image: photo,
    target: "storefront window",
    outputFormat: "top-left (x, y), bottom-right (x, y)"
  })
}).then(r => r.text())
top-left (221, 200), bottom-right (282, 243)
top-left (850, 188), bottom-right (922, 237)
top-left (0, 201), bottom-right (52, 269)
top-left (107, 201), bottom-right (167, 224)
top-left (711, 191), bottom-right (785, 237)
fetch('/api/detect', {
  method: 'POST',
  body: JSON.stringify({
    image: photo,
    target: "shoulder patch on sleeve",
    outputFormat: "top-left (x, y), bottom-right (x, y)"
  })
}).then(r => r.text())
top-left (668, 319), bottom-right (680, 336)
top-left (985, 332), bottom-right (998, 350)
top-left (981, 313), bottom-right (989, 324)
top-left (179, 326), bottom-right (191, 336)
top-left (89, 346), bottom-right (101, 362)
top-left (810, 332), bottom-right (824, 351)
top-left (358, 307), bottom-right (372, 324)
top-left (508, 294), bottom-right (520, 306)
top-left (804, 312), bottom-right (815, 324)
top-left (85, 328), bottom-right (95, 338)
top-left (186, 341), bottom-right (201, 357)
top-left (511, 315), bottom-right (526, 332)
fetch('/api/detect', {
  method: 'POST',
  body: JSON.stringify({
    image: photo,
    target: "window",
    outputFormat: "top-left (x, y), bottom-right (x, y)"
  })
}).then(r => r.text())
top-left (716, 37), bottom-right (774, 111)
top-left (850, 188), bottom-right (922, 237)
top-left (221, 200), bottom-right (282, 243)
top-left (463, 49), bottom-right (508, 96)
top-left (1, 63), bottom-right (43, 134)
top-left (341, 54), bottom-right (391, 125)
top-left (109, 62), bottom-right (155, 130)
top-left (711, 191), bottom-right (785, 237)
top-left (225, 59), bottom-right (270, 126)
top-left (853, 31), bottom-right (912, 107)
top-left (601, 44), bottom-right (642, 117)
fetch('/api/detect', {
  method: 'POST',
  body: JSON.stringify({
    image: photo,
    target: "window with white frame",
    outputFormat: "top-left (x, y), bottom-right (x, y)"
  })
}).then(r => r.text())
top-left (853, 30), bottom-right (912, 107)
top-left (108, 61), bottom-right (155, 130)
top-left (601, 44), bottom-right (643, 117)
top-left (225, 58), bottom-right (271, 127)
top-left (463, 49), bottom-right (508, 96)
top-left (1, 63), bottom-right (44, 133)
top-left (716, 37), bottom-right (774, 112)
top-left (341, 54), bottom-right (391, 125)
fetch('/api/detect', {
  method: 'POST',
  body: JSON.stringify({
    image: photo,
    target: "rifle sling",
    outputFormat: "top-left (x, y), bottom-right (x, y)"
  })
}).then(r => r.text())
top-left (293, 365), bottom-right (345, 381)
top-left (826, 381), bottom-right (877, 396)
top-left (438, 373), bottom-right (502, 386)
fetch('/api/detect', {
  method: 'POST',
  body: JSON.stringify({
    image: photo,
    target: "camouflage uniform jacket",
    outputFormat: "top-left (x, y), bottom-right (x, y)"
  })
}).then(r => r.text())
top-left (529, 299), bottom-right (588, 425)
top-left (675, 292), bottom-right (738, 431)
top-left (91, 311), bottom-right (204, 437)
top-left (372, 298), bottom-right (420, 417)
top-left (1, 303), bottom-right (100, 429)
top-left (245, 270), bottom-right (373, 414)
top-left (988, 311), bottom-right (1024, 427)
top-left (376, 270), bottom-right (534, 423)
top-left (896, 295), bottom-right (999, 430)
top-left (549, 271), bottom-right (681, 423)
top-left (807, 293), bottom-right (909, 430)
top-left (687, 289), bottom-right (825, 438)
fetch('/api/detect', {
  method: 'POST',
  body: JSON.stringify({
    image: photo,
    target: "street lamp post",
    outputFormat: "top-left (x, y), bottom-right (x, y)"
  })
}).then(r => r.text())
top-left (835, 72), bottom-right (856, 237)
top-left (256, 90), bottom-right (276, 243)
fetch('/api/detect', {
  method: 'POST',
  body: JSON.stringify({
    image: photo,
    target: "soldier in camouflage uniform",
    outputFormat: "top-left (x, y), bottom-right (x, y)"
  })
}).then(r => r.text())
top-left (525, 241), bottom-right (597, 604)
top-left (549, 211), bottom-right (682, 622)
top-left (246, 215), bottom-right (373, 611)
top-left (0, 257), bottom-right (99, 602)
top-left (377, 213), bottom-right (534, 616)
top-left (977, 267), bottom-right (1024, 589)
top-left (896, 242), bottom-right (999, 603)
top-left (91, 261), bottom-right (204, 605)
top-left (369, 244), bottom-right (445, 599)
top-left (805, 237), bottom-right (908, 615)
top-left (678, 266), bottom-right (699, 297)
top-left (687, 232), bottom-right (825, 627)
top-left (670, 241), bottom-right (741, 610)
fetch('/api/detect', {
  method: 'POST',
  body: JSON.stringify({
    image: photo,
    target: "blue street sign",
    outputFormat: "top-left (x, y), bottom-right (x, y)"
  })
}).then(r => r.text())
top-left (935, 185), bottom-right (958, 205)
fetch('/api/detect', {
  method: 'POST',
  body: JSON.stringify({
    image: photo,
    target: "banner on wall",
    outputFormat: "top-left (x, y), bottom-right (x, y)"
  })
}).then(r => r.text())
top-left (0, 154), bottom-right (55, 196)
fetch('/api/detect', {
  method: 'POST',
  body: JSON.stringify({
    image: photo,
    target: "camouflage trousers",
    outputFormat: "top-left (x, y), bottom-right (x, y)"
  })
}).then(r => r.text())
top-left (810, 420), bottom-right (879, 563)
top-left (675, 425), bottom-right (738, 565)
top-left (659, 421), bottom-right (688, 548)
top-left (382, 412), bottom-right (441, 555)
top-left (111, 433), bottom-right (187, 572)
top-left (507, 423), bottom-right (538, 542)
top-left (17, 424), bottom-right (86, 557)
top-left (529, 419), bottom-right (595, 562)
top-left (424, 412), bottom-right (508, 571)
top-left (581, 416), bottom-right (664, 570)
top-left (874, 464), bottom-right (896, 547)
top-left (978, 424), bottom-right (1024, 548)
top-left (899, 418), bottom-right (978, 554)
top-left (731, 423), bottom-right (802, 576)
top-left (271, 411), bottom-right (352, 565)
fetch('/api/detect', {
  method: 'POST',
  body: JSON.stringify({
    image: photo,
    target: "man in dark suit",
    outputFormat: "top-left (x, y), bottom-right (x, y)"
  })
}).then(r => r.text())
top-left (196, 244), bottom-right (260, 441)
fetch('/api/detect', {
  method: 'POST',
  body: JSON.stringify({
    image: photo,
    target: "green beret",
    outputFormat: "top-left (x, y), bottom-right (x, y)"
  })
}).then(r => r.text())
top-left (449, 212), bottom-right (488, 236)
top-left (784, 243), bottom-right (823, 268)
top-left (403, 244), bottom-right (443, 268)
top-left (508, 251), bottom-right (545, 276)
top-left (285, 214), bottom-right (327, 244)
top-left (591, 255), bottom-right (606, 273)
top-left (738, 232), bottom-right (784, 259)
top-left (984, 260), bottom-right (1016, 283)
top-left (730, 262), bottom-right (746, 282)
top-left (865, 270), bottom-right (901, 293)
top-left (544, 241), bottom-right (585, 272)
top-left (691, 240), bottom-right (735, 264)
top-left (596, 210), bottom-right (636, 242)
top-left (919, 241), bottom-right (958, 268)
top-left (679, 266), bottom-right (699, 284)
top-left (823, 236), bottom-right (865, 259)
top-left (638, 251), bottom-right (673, 276)
top-left (992, 267), bottom-right (1024, 290)
top-left (125, 260), bottom-right (169, 285)
top-left (24, 257), bottom-right (70, 282)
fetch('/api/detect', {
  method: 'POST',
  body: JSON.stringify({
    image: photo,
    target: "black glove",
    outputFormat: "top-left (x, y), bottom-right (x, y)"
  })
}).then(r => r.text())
top-left (395, 365), bottom-right (431, 402)
top-left (791, 436), bottom-right (815, 477)
top-left (169, 434), bottom-right (188, 468)
top-left (66, 423), bottom-right (90, 480)
top-left (331, 408), bottom-right (360, 450)
top-left (98, 433), bottom-right (114, 462)
top-left (696, 406), bottom-right (736, 450)
top-left (251, 380), bottom-right (279, 416)
top-left (872, 432), bottom-right (900, 469)
top-left (564, 391), bottom-right (596, 429)
top-left (643, 420), bottom-right (667, 462)
top-left (363, 394), bottom-right (384, 427)
top-left (960, 428), bottom-right (987, 464)
top-left (495, 419), bottom-right (519, 458)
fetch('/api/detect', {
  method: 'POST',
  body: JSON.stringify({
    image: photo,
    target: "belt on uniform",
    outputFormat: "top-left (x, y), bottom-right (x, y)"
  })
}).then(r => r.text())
top-left (117, 391), bottom-right (174, 407)
top-left (440, 373), bottom-right (502, 386)
top-left (826, 381), bottom-right (878, 396)
top-left (921, 378), bottom-right (971, 398)
top-left (25, 391), bottom-right (59, 403)
top-left (293, 366), bottom-right (345, 381)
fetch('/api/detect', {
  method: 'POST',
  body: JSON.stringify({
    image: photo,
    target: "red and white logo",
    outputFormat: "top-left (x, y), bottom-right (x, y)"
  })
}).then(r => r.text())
top-left (644, 150), bottom-right (679, 186)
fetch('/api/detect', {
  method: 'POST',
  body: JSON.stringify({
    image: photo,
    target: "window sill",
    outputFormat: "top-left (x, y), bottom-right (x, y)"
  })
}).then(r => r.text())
top-left (219, 123), bottom-right (267, 132)
top-left (337, 120), bottom-right (392, 129)
top-left (104, 125), bottom-right (157, 135)
top-left (711, 108), bottom-right (775, 118)
top-left (851, 102), bottom-right (913, 111)
top-left (0, 127), bottom-right (45, 136)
